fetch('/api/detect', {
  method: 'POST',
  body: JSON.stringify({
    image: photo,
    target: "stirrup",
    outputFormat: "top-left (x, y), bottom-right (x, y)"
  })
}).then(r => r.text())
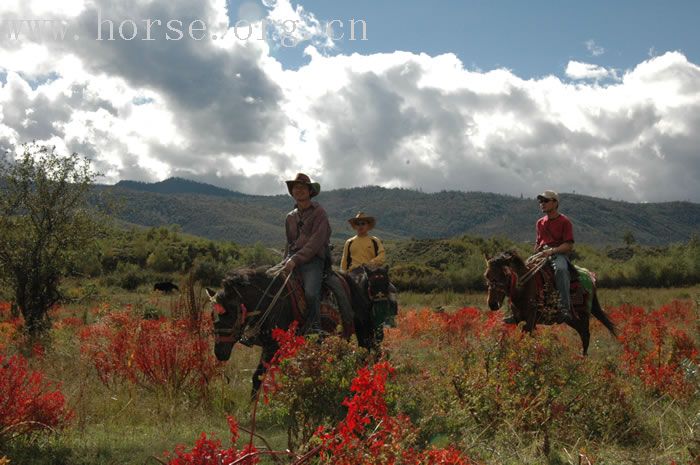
top-left (503, 315), bottom-right (518, 325)
top-left (556, 309), bottom-right (573, 324)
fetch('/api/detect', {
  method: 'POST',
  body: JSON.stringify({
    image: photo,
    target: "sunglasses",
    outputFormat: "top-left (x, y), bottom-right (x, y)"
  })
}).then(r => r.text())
top-left (538, 198), bottom-right (555, 204)
top-left (355, 221), bottom-right (368, 226)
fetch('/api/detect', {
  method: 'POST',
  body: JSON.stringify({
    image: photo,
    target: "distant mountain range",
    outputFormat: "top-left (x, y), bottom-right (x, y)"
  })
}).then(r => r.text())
top-left (96, 177), bottom-right (700, 247)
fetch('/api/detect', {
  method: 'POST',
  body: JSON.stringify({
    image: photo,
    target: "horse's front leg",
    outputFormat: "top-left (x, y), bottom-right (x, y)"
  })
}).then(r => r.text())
top-left (251, 345), bottom-right (277, 399)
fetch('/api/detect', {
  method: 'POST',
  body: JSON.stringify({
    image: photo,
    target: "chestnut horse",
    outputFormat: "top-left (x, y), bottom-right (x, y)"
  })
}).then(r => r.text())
top-left (484, 251), bottom-right (616, 355)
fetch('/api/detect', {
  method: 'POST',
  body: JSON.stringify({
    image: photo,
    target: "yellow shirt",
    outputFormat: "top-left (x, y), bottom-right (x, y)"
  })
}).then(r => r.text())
top-left (340, 235), bottom-right (386, 272)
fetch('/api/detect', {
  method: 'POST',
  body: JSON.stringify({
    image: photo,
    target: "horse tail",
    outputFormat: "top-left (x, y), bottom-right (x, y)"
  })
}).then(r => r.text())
top-left (591, 293), bottom-right (617, 337)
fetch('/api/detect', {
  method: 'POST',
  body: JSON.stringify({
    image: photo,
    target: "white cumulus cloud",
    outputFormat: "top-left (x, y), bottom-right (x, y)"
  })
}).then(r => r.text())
top-left (1, 1), bottom-right (699, 202)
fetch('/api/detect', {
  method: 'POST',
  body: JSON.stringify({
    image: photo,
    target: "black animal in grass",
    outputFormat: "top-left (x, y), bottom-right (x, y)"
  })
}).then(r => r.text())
top-left (153, 282), bottom-right (179, 293)
top-left (205, 267), bottom-right (377, 396)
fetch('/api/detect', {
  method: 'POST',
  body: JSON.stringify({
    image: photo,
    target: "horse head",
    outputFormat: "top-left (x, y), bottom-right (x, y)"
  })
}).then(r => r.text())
top-left (483, 251), bottom-right (518, 311)
top-left (205, 269), bottom-right (254, 361)
top-left (364, 264), bottom-right (390, 300)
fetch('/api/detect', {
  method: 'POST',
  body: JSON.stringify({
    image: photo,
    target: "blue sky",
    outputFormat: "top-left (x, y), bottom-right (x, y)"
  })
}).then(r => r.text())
top-left (1, 0), bottom-right (700, 201)
top-left (240, 0), bottom-right (700, 77)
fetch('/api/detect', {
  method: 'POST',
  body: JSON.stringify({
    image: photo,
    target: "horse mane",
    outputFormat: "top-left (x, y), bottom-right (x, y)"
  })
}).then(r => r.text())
top-left (222, 266), bottom-right (270, 290)
top-left (490, 250), bottom-right (527, 270)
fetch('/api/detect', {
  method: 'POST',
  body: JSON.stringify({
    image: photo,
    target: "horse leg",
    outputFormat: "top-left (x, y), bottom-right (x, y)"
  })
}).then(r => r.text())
top-left (251, 345), bottom-right (276, 399)
top-left (570, 316), bottom-right (590, 356)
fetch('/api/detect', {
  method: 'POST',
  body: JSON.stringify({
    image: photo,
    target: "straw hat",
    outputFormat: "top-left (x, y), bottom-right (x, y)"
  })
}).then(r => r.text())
top-left (347, 211), bottom-right (376, 229)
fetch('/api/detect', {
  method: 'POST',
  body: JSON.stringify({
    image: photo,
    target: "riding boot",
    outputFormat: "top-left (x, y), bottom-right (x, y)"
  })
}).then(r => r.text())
top-left (557, 306), bottom-right (573, 324)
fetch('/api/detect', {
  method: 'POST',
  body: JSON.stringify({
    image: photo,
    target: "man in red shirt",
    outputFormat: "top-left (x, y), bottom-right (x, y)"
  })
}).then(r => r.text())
top-left (503, 190), bottom-right (574, 325)
top-left (534, 190), bottom-right (574, 323)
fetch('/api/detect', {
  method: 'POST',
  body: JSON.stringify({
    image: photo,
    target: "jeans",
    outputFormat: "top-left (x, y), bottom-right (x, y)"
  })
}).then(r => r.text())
top-left (298, 256), bottom-right (324, 332)
top-left (550, 254), bottom-right (571, 313)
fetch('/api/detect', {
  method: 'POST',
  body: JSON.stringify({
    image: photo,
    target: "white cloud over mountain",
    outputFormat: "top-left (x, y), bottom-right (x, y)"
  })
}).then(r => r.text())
top-left (1, 0), bottom-right (699, 201)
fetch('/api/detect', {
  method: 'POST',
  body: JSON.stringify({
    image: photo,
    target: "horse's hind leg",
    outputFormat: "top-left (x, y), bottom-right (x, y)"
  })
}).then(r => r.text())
top-left (572, 317), bottom-right (590, 356)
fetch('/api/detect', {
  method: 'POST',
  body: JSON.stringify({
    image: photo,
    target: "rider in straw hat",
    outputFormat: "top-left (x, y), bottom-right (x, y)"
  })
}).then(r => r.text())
top-left (340, 212), bottom-right (385, 272)
top-left (282, 173), bottom-right (330, 334)
top-left (341, 211), bottom-right (398, 326)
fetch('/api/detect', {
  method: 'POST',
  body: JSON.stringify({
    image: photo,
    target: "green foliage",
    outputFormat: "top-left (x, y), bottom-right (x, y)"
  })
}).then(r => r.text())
top-left (261, 336), bottom-right (368, 448)
top-left (387, 235), bottom-right (700, 292)
top-left (0, 143), bottom-right (103, 334)
top-left (112, 263), bottom-right (152, 291)
top-left (240, 242), bottom-right (279, 267)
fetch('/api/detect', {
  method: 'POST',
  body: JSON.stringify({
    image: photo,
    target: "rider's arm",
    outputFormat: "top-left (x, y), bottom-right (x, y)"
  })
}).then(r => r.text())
top-left (340, 240), bottom-right (350, 271)
top-left (546, 241), bottom-right (573, 256)
top-left (369, 236), bottom-right (386, 267)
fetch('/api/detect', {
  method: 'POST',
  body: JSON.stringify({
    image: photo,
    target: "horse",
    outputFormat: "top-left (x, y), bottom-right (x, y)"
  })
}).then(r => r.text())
top-left (205, 267), bottom-right (376, 396)
top-left (483, 250), bottom-right (616, 355)
top-left (344, 265), bottom-right (394, 344)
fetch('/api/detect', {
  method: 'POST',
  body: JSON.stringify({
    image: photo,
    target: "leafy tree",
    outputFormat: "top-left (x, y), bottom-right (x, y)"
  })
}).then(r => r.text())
top-left (623, 230), bottom-right (636, 246)
top-left (0, 143), bottom-right (102, 334)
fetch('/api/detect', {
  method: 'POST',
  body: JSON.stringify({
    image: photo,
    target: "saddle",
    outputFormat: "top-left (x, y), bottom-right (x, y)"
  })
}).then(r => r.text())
top-left (532, 262), bottom-right (594, 324)
top-left (285, 270), bottom-right (352, 336)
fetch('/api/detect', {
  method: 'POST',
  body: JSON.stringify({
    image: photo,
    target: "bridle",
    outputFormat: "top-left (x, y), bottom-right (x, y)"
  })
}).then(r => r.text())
top-left (486, 270), bottom-right (512, 306)
top-left (209, 270), bottom-right (292, 345)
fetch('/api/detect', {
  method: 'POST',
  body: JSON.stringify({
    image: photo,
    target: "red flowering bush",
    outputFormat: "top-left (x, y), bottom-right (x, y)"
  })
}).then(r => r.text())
top-left (317, 361), bottom-right (477, 465)
top-left (0, 352), bottom-right (72, 441)
top-left (612, 301), bottom-right (699, 399)
top-left (164, 415), bottom-right (258, 465)
top-left (260, 326), bottom-right (368, 449)
top-left (80, 310), bottom-right (220, 395)
top-left (261, 321), bottom-right (305, 402)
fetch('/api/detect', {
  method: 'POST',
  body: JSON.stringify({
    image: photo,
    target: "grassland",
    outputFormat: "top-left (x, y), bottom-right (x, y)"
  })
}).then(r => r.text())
top-left (1, 284), bottom-right (698, 465)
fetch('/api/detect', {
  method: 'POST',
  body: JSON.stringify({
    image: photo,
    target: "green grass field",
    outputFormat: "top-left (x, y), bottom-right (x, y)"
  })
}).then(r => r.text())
top-left (1, 285), bottom-right (699, 465)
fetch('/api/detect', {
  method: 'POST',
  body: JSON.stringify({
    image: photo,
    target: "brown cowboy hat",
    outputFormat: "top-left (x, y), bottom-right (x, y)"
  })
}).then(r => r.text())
top-left (348, 211), bottom-right (376, 229)
top-left (285, 173), bottom-right (321, 198)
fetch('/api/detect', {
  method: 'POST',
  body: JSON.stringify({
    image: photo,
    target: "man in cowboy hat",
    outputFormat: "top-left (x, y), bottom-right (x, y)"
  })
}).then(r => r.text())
top-left (341, 212), bottom-right (398, 326)
top-left (282, 173), bottom-right (331, 334)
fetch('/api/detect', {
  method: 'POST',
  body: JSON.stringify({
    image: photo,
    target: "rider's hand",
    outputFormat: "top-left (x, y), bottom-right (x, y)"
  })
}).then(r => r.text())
top-left (542, 248), bottom-right (555, 257)
top-left (283, 259), bottom-right (296, 275)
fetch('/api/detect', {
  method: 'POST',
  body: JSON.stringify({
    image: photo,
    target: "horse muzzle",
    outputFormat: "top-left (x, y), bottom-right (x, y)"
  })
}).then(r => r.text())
top-left (214, 341), bottom-right (235, 361)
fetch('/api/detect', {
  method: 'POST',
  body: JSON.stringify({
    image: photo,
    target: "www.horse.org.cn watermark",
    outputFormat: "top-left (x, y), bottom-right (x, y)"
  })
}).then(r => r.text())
top-left (0, 12), bottom-right (368, 46)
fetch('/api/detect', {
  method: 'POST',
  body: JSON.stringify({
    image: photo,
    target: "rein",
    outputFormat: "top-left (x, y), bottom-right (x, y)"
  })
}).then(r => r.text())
top-left (241, 270), bottom-right (293, 341)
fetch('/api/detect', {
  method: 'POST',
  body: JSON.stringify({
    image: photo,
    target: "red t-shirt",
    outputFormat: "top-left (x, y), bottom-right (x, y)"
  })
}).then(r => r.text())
top-left (536, 214), bottom-right (574, 249)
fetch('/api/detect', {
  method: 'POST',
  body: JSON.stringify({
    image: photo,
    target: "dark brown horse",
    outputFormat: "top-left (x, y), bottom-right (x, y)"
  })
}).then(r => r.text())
top-left (484, 251), bottom-right (616, 355)
top-left (206, 267), bottom-right (376, 395)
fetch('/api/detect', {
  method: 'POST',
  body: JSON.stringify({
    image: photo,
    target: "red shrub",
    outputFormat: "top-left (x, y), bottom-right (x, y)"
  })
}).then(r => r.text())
top-left (164, 415), bottom-right (258, 465)
top-left (613, 301), bottom-right (699, 399)
top-left (261, 321), bottom-right (305, 403)
top-left (80, 311), bottom-right (220, 394)
top-left (0, 353), bottom-right (72, 440)
top-left (317, 361), bottom-right (477, 465)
